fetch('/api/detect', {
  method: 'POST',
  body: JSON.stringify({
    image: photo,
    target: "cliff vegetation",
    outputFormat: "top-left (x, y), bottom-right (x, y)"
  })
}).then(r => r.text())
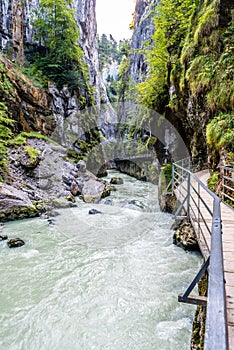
top-left (118, 0), bottom-right (233, 172)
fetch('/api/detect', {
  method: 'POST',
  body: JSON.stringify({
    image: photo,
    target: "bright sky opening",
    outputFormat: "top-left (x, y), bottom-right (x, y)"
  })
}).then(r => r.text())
top-left (96, 0), bottom-right (136, 41)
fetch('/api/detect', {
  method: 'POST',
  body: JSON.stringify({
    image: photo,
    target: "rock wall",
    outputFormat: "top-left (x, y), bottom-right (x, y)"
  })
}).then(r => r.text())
top-left (130, 0), bottom-right (158, 82)
top-left (0, 0), bottom-right (117, 146)
top-left (0, 53), bottom-right (54, 135)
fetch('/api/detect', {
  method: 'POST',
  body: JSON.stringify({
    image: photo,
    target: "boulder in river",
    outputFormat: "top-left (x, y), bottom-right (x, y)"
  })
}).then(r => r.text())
top-left (89, 209), bottom-right (102, 215)
top-left (82, 179), bottom-right (106, 203)
top-left (0, 183), bottom-right (39, 222)
top-left (0, 235), bottom-right (8, 241)
top-left (7, 238), bottom-right (25, 248)
top-left (110, 177), bottom-right (124, 185)
top-left (173, 220), bottom-right (200, 251)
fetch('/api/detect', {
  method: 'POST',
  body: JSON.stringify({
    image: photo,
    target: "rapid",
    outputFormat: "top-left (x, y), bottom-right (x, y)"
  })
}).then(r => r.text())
top-left (0, 171), bottom-right (202, 350)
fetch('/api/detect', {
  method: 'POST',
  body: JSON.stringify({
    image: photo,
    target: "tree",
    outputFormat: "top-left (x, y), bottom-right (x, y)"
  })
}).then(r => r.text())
top-left (33, 0), bottom-right (86, 88)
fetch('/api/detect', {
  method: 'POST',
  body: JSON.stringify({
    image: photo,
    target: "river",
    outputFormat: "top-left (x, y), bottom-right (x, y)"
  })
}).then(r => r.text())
top-left (0, 171), bottom-right (202, 350)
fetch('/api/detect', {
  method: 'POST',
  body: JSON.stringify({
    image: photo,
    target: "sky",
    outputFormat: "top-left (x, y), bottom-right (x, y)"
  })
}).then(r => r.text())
top-left (96, 0), bottom-right (136, 41)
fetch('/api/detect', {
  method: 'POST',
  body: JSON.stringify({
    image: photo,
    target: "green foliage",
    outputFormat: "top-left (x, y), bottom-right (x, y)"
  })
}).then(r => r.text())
top-left (194, 7), bottom-right (218, 44)
top-left (32, 0), bottom-right (91, 94)
top-left (207, 171), bottom-right (219, 191)
top-left (136, 0), bottom-right (196, 110)
top-left (12, 132), bottom-right (59, 146)
top-left (161, 163), bottom-right (173, 185)
top-left (180, 0), bottom-right (234, 112)
top-left (0, 102), bottom-right (15, 171)
top-left (118, 55), bottom-right (134, 101)
top-left (0, 62), bottom-right (14, 95)
top-left (97, 35), bottom-right (130, 71)
top-left (24, 146), bottom-right (41, 162)
top-left (206, 113), bottom-right (234, 152)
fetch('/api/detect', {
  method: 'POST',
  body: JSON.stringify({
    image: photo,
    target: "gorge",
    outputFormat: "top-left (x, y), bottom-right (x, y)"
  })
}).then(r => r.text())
top-left (0, 0), bottom-right (233, 349)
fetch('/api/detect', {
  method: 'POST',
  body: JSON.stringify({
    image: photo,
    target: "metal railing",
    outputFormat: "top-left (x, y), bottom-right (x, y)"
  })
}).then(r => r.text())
top-left (220, 165), bottom-right (234, 206)
top-left (172, 159), bottom-right (228, 350)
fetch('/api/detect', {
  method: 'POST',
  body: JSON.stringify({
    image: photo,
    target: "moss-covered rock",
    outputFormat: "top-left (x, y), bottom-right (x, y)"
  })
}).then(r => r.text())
top-left (110, 177), bottom-right (124, 185)
top-left (0, 182), bottom-right (39, 221)
top-left (158, 164), bottom-right (179, 213)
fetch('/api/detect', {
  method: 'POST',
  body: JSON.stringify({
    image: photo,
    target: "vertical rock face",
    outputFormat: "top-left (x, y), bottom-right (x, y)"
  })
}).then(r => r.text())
top-left (12, 0), bottom-right (25, 65)
top-left (0, 0), bottom-right (116, 140)
top-left (130, 0), bottom-right (158, 82)
top-left (0, 0), bottom-right (12, 50)
top-left (0, 0), bottom-right (100, 90)
top-left (73, 0), bottom-right (98, 87)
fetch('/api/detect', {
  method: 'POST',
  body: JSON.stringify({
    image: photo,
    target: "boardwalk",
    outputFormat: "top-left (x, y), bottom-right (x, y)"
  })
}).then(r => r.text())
top-left (175, 169), bottom-right (234, 349)
top-left (197, 170), bottom-right (234, 350)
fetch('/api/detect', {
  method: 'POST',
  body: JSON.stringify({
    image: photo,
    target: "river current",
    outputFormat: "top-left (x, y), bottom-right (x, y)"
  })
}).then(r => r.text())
top-left (0, 171), bottom-right (201, 350)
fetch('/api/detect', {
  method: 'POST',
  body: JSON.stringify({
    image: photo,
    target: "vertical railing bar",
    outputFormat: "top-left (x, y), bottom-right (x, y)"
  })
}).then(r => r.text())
top-left (172, 163), bottom-right (175, 195)
top-left (187, 172), bottom-right (191, 218)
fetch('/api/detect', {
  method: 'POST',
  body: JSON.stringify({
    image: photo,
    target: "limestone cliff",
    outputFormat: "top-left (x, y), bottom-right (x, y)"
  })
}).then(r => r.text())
top-left (130, 0), bottom-right (158, 82)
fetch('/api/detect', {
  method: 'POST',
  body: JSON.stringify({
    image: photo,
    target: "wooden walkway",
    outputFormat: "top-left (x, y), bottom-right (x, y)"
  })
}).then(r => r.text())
top-left (175, 169), bottom-right (234, 349)
top-left (196, 170), bottom-right (234, 350)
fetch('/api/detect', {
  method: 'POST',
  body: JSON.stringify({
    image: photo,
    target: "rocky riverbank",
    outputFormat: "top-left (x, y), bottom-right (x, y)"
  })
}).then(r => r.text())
top-left (0, 138), bottom-right (113, 222)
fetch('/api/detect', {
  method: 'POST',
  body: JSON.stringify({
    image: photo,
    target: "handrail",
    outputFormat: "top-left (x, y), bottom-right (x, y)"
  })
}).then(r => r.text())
top-left (220, 165), bottom-right (234, 206)
top-left (172, 160), bottom-right (228, 350)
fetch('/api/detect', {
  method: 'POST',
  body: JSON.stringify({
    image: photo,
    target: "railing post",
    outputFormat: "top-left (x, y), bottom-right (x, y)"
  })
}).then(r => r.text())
top-left (172, 163), bottom-right (175, 195)
top-left (204, 199), bottom-right (227, 350)
top-left (187, 172), bottom-right (191, 218)
top-left (182, 159), bottom-right (184, 181)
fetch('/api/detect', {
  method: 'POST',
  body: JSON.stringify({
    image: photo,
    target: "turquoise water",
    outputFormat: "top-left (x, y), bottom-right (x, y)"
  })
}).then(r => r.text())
top-left (0, 171), bottom-right (201, 350)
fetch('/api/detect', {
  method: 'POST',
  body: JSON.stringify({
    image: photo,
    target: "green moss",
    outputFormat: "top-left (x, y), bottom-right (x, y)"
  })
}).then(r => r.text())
top-left (12, 132), bottom-right (59, 146)
top-left (0, 61), bottom-right (14, 96)
top-left (206, 113), bottom-right (234, 152)
top-left (180, 0), bottom-right (234, 115)
top-left (161, 164), bottom-right (173, 185)
top-left (24, 146), bottom-right (41, 163)
top-left (194, 8), bottom-right (218, 44)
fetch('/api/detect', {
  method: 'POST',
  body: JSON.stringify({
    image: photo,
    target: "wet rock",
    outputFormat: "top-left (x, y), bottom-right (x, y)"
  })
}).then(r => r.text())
top-left (101, 187), bottom-right (111, 199)
top-left (47, 218), bottom-right (56, 226)
top-left (0, 235), bottom-right (8, 241)
top-left (129, 199), bottom-right (145, 209)
top-left (40, 213), bottom-right (49, 220)
top-left (0, 183), bottom-right (39, 222)
top-left (7, 238), bottom-right (25, 248)
top-left (66, 194), bottom-right (76, 203)
top-left (82, 179), bottom-right (105, 203)
top-left (89, 209), bottom-right (102, 215)
top-left (104, 199), bottom-right (113, 205)
top-left (110, 177), bottom-right (124, 185)
top-left (173, 220), bottom-right (200, 251)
